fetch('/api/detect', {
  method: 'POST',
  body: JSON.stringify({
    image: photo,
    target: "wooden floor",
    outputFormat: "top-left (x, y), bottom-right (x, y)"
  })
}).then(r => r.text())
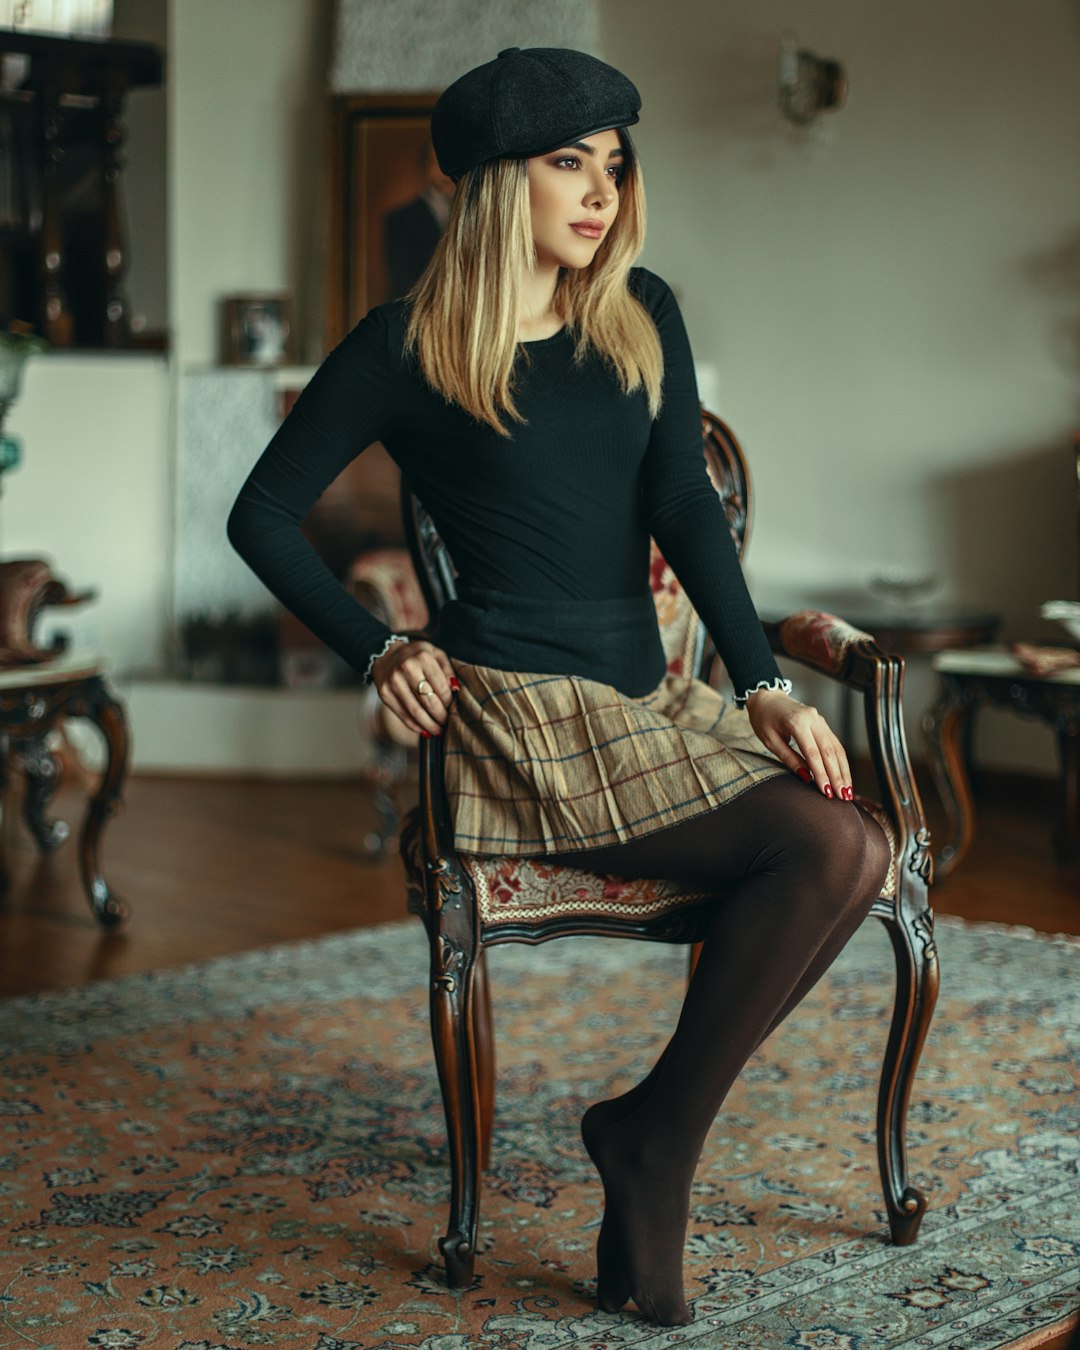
top-left (1, 764), bottom-right (1076, 1348)
top-left (0, 762), bottom-right (1075, 998)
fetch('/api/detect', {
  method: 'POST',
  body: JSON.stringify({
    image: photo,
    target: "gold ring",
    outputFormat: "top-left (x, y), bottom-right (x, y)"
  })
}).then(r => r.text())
top-left (416, 679), bottom-right (434, 697)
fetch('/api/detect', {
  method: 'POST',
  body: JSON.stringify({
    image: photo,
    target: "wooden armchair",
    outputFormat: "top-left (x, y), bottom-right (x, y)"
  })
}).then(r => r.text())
top-left (396, 410), bottom-right (939, 1289)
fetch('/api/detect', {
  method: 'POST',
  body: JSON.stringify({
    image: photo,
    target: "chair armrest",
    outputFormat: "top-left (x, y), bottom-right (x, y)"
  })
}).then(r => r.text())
top-left (764, 608), bottom-right (933, 892)
top-left (763, 609), bottom-right (878, 688)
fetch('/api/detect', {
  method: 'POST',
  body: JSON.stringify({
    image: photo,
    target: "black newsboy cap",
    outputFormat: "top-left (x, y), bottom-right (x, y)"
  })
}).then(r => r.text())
top-left (431, 46), bottom-right (641, 183)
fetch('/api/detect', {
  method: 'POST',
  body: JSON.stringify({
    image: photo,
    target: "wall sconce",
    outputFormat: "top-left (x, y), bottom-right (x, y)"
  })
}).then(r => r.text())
top-left (779, 38), bottom-right (847, 127)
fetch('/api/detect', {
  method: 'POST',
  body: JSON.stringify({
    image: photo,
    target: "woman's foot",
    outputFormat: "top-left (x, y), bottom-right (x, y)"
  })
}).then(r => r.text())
top-left (581, 1101), bottom-right (695, 1326)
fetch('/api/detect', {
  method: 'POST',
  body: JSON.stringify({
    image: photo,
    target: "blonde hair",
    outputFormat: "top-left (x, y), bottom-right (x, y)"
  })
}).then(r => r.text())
top-left (403, 133), bottom-right (664, 437)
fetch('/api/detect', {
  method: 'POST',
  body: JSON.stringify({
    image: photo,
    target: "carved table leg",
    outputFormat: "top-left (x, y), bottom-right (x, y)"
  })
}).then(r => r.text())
top-left (20, 732), bottom-right (71, 852)
top-left (1057, 727), bottom-right (1079, 864)
top-left (77, 680), bottom-right (130, 927)
top-left (0, 732), bottom-right (9, 895)
top-left (922, 678), bottom-right (977, 879)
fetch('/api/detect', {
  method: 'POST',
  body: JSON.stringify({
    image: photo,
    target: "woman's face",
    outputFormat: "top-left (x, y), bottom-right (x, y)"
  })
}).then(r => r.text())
top-left (526, 128), bottom-right (624, 271)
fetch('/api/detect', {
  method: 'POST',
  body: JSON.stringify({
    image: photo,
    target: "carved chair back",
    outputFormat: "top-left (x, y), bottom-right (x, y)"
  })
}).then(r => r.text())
top-left (400, 408), bottom-right (751, 682)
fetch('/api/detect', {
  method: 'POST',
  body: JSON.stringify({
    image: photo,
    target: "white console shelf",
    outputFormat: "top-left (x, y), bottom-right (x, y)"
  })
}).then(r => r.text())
top-left (112, 677), bottom-right (376, 777)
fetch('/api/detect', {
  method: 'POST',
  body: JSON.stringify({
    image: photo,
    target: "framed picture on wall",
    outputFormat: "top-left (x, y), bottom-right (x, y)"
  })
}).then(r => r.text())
top-left (324, 92), bottom-right (450, 351)
top-left (220, 292), bottom-right (294, 367)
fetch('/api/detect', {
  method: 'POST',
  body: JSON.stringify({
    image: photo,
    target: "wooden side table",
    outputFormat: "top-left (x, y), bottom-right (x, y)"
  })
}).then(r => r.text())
top-left (814, 607), bottom-right (1002, 747)
top-left (922, 647), bottom-right (1080, 876)
top-left (0, 652), bottom-right (131, 926)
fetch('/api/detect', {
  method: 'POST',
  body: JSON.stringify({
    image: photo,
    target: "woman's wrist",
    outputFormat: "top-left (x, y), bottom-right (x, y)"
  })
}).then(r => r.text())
top-left (365, 632), bottom-right (411, 685)
top-left (736, 677), bottom-right (793, 709)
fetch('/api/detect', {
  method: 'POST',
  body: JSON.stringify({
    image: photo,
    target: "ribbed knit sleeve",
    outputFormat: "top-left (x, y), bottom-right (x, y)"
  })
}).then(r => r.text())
top-left (225, 306), bottom-right (404, 680)
top-left (635, 271), bottom-right (785, 701)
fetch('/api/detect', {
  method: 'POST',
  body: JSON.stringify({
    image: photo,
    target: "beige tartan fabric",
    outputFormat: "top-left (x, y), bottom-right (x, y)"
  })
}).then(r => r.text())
top-left (443, 660), bottom-right (788, 857)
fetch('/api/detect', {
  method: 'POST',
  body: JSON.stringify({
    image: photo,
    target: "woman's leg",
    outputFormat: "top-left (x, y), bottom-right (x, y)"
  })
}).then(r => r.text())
top-left (537, 775), bottom-right (891, 1326)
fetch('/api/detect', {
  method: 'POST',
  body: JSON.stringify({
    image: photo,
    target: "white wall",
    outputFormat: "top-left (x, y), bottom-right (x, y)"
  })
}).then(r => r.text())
top-left (600, 0), bottom-right (1080, 772)
top-left (3, 354), bottom-right (172, 674)
top-left (170, 0), bottom-right (332, 367)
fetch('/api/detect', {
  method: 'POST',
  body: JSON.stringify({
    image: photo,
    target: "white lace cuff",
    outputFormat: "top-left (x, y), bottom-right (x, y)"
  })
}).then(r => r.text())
top-left (734, 676), bottom-right (793, 709)
top-left (363, 632), bottom-right (411, 684)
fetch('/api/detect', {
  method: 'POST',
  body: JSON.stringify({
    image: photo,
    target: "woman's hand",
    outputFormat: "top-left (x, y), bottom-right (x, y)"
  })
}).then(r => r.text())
top-left (371, 638), bottom-right (459, 738)
top-left (745, 687), bottom-right (853, 802)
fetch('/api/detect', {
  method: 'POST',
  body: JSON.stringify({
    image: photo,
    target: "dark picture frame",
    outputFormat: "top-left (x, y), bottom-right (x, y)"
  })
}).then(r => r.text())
top-left (324, 92), bottom-right (447, 351)
top-left (220, 292), bottom-right (294, 367)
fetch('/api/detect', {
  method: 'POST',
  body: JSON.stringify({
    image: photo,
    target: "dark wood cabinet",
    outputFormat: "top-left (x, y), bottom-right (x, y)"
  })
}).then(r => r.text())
top-left (0, 29), bottom-right (163, 349)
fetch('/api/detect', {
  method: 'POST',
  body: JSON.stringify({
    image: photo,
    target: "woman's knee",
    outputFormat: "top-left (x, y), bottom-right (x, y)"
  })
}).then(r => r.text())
top-left (766, 788), bottom-right (871, 883)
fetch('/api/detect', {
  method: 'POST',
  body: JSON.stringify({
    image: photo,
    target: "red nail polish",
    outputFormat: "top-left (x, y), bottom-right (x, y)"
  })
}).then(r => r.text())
top-left (823, 783), bottom-right (834, 799)
top-left (795, 765), bottom-right (812, 783)
top-left (420, 730), bottom-right (431, 739)
top-left (842, 785), bottom-right (854, 802)
top-left (450, 676), bottom-right (461, 691)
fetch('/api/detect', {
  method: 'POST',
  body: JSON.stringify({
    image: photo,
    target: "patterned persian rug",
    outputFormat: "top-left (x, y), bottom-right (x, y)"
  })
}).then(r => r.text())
top-left (1, 915), bottom-right (1077, 1350)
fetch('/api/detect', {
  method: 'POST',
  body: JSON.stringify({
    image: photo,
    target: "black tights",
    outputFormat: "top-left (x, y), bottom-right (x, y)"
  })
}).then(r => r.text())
top-left (536, 773), bottom-right (892, 1326)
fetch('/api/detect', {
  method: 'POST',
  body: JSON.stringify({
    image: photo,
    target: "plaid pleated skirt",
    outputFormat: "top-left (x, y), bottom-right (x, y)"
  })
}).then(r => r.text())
top-left (444, 660), bottom-right (789, 857)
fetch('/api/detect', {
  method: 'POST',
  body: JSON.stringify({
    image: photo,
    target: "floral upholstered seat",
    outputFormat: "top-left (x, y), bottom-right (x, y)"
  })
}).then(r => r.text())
top-left (400, 787), bottom-right (897, 930)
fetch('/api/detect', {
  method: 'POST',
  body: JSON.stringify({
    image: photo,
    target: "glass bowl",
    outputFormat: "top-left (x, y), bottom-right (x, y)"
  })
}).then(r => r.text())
top-left (869, 567), bottom-right (939, 609)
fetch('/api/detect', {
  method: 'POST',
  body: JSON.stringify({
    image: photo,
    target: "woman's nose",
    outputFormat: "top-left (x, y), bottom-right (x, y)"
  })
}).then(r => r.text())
top-left (585, 173), bottom-right (616, 209)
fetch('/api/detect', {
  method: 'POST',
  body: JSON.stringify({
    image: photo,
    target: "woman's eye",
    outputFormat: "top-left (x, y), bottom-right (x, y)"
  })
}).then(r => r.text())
top-left (554, 155), bottom-right (580, 169)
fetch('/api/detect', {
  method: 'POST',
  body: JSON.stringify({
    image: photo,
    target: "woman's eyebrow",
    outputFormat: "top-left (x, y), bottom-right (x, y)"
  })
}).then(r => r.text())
top-left (565, 140), bottom-right (625, 158)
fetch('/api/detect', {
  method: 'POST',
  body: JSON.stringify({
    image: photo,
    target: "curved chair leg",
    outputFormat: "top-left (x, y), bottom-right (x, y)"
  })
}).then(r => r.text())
top-left (20, 733), bottom-right (70, 851)
top-left (429, 920), bottom-right (484, 1289)
top-left (77, 681), bottom-right (130, 928)
top-left (473, 949), bottom-right (495, 1172)
top-left (876, 901), bottom-right (939, 1245)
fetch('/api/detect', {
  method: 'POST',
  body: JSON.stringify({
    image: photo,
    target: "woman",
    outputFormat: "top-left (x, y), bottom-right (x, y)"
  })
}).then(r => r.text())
top-left (227, 46), bottom-right (890, 1328)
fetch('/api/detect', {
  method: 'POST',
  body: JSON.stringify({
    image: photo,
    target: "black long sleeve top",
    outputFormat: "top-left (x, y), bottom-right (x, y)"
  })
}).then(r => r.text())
top-left (226, 267), bottom-right (786, 702)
